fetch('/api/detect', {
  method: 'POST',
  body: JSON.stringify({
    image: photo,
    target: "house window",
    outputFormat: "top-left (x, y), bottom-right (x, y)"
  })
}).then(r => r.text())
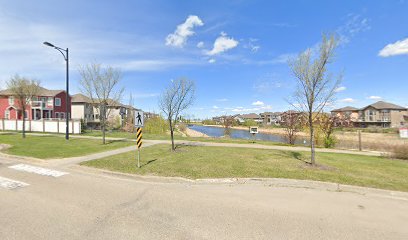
top-left (8, 96), bottom-right (14, 105)
top-left (60, 112), bottom-right (65, 119)
top-left (5, 110), bottom-right (10, 119)
top-left (47, 97), bottom-right (53, 107)
top-left (55, 98), bottom-right (61, 106)
top-left (24, 110), bottom-right (29, 120)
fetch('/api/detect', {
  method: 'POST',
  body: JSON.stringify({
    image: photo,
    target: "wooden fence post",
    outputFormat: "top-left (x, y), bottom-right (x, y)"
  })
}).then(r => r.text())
top-left (358, 130), bottom-right (362, 151)
top-left (43, 118), bottom-right (45, 132)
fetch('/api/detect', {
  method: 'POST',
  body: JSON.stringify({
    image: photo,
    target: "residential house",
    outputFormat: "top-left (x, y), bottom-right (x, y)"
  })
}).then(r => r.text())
top-left (0, 86), bottom-right (70, 120)
top-left (239, 113), bottom-right (263, 124)
top-left (70, 93), bottom-right (137, 127)
top-left (71, 94), bottom-right (94, 124)
top-left (331, 106), bottom-right (359, 121)
top-left (260, 112), bottom-right (282, 125)
top-left (356, 101), bottom-right (407, 128)
top-left (331, 101), bottom-right (408, 128)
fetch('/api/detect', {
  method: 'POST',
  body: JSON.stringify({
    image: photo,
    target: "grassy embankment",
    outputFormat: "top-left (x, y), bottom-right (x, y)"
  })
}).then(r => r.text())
top-left (82, 144), bottom-right (408, 192)
top-left (0, 133), bottom-right (133, 159)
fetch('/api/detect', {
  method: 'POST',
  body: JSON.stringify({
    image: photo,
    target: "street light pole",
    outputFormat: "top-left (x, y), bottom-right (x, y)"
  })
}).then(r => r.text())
top-left (43, 41), bottom-right (70, 140)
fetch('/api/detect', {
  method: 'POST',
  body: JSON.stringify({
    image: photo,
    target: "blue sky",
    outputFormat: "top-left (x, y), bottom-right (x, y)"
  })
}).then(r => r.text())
top-left (0, 0), bottom-right (407, 119)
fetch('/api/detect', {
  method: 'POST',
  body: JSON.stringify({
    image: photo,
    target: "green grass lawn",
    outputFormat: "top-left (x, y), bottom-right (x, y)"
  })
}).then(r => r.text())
top-left (81, 144), bottom-right (408, 192)
top-left (0, 133), bottom-right (134, 159)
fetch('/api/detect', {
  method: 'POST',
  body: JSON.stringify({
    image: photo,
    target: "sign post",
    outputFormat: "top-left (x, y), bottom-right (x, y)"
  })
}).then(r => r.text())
top-left (249, 126), bottom-right (258, 143)
top-left (135, 111), bottom-right (144, 168)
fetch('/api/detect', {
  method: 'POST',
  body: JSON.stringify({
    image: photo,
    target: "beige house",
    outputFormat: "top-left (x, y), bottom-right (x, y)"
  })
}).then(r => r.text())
top-left (71, 93), bottom-right (137, 127)
top-left (331, 101), bottom-right (408, 128)
top-left (356, 101), bottom-right (407, 128)
top-left (331, 106), bottom-right (360, 121)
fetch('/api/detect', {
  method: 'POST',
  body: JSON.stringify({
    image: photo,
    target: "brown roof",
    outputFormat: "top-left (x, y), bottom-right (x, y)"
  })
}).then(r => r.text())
top-left (331, 106), bottom-right (359, 112)
top-left (71, 93), bottom-right (92, 103)
top-left (361, 101), bottom-right (407, 111)
top-left (0, 86), bottom-right (64, 97)
top-left (240, 113), bottom-right (261, 119)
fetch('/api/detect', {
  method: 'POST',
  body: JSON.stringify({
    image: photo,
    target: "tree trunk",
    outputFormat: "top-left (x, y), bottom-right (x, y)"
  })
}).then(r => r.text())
top-left (169, 119), bottom-right (175, 151)
top-left (22, 112), bottom-right (26, 138)
top-left (102, 118), bottom-right (106, 145)
top-left (310, 123), bottom-right (316, 165)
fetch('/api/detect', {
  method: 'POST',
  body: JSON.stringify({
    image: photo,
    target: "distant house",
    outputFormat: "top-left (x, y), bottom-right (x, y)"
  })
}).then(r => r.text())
top-left (0, 86), bottom-right (70, 120)
top-left (71, 94), bottom-right (94, 124)
top-left (260, 112), bottom-right (282, 125)
top-left (331, 101), bottom-right (408, 128)
top-left (240, 113), bottom-right (263, 123)
top-left (331, 106), bottom-right (359, 121)
top-left (356, 101), bottom-right (407, 128)
top-left (71, 93), bottom-right (137, 127)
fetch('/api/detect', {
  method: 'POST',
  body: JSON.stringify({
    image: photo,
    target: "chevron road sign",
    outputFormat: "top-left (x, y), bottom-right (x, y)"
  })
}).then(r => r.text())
top-left (136, 127), bottom-right (143, 168)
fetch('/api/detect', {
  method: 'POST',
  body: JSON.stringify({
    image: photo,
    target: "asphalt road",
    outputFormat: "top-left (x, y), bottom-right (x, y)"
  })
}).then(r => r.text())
top-left (0, 155), bottom-right (407, 240)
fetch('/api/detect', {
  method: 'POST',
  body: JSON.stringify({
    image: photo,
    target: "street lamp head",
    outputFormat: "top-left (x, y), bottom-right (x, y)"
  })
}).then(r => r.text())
top-left (43, 41), bottom-right (55, 48)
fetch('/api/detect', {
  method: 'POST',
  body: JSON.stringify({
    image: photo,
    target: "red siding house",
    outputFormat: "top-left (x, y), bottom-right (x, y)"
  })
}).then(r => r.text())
top-left (0, 87), bottom-right (71, 120)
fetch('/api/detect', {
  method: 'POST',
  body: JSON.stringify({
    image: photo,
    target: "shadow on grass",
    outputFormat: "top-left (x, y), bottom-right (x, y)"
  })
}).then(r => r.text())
top-left (288, 151), bottom-right (311, 164)
top-left (141, 159), bottom-right (157, 167)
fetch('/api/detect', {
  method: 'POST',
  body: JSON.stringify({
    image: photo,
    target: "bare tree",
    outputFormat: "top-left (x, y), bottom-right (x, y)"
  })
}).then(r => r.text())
top-left (289, 33), bottom-right (342, 164)
top-left (159, 78), bottom-right (195, 151)
top-left (78, 63), bottom-right (124, 144)
top-left (281, 111), bottom-right (303, 145)
top-left (6, 75), bottom-right (41, 138)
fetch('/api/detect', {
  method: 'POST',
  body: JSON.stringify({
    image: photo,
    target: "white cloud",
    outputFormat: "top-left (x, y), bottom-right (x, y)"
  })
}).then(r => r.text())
top-left (337, 14), bottom-right (371, 44)
top-left (208, 58), bottom-right (216, 63)
top-left (213, 105), bottom-right (219, 109)
top-left (252, 101), bottom-right (264, 106)
top-left (368, 96), bottom-right (382, 100)
top-left (335, 86), bottom-right (347, 92)
top-left (197, 41), bottom-right (204, 48)
top-left (205, 32), bottom-right (239, 56)
top-left (244, 38), bottom-right (260, 53)
top-left (165, 15), bottom-right (204, 48)
top-left (340, 98), bottom-right (355, 103)
top-left (378, 38), bottom-right (408, 57)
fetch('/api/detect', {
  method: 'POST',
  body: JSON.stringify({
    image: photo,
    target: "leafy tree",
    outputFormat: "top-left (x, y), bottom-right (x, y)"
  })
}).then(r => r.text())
top-left (6, 75), bottom-right (41, 138)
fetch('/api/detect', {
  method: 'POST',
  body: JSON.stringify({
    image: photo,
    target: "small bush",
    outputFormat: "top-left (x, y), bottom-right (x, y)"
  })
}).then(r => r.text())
top-left (323, 135), bottom-right (336, 148)
top-left (389, 144), bottom-right (408, 160)
top-left (243, 119), bottom-right (258, 127)
top-left (144, 116), bottom-right (168, 134)
top-left (202, 119), bottom-right (216, 125)
top-left (178, 123), bottom-right (187, 133)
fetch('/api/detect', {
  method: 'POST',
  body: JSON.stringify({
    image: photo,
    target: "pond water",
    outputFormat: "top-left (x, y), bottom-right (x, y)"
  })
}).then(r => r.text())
top-left (188, 125), bottom-right (307, 144)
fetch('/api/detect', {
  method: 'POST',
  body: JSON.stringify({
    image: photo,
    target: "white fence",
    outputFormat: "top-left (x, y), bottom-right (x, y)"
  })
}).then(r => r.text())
top-left (0, 119), bottom-right (81, 134)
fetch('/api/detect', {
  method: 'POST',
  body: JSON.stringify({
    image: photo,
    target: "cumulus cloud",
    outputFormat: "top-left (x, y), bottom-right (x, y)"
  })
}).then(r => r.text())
top-left (205, 32), bottom-right (239, 56)
top-left (335, 86), bottom-right (347, 92)
top-left (165, 15), bottom-right (204, 48)
top-left (378, 38), bottom-right (408, 57)
top-left (340, 98), bottom-right (355, 103)
top-left (252, 101), bottom-right (264, 106)
top-left (208, 58), bottom-right (216, 63)
top-left (368, 96), bottom-right (382, 100)
top-left (197, 41), bottom-right (204, 48)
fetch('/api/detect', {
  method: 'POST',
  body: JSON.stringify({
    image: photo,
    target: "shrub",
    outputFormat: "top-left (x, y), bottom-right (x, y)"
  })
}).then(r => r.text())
top-left (389, 144), bottom-right (408, 160)
top-left (323, 135), bottom-right (336, 148)
top-left (144, 116), bottom-right (168, 134)
top-left (202, 119), bottom-right (216, 125)
top-left (178, 122), bottom-right (187, 133)
top-left (243, 119), bottom-right (258, 127)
